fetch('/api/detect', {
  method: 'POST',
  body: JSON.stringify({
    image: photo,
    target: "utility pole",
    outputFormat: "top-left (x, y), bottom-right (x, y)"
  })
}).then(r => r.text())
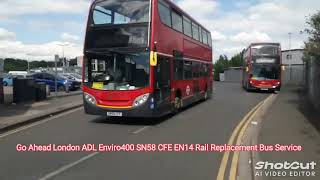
top-left (58, 43), bottom-right (70, 74)
top-left (288, 32), bottom-right (292, 52)
top-left (288, 32), bottom-right (292, 81)
top-left (54, 55), bottom-right (59, 97)
top-left (26, 53), bottom-right (32, 73)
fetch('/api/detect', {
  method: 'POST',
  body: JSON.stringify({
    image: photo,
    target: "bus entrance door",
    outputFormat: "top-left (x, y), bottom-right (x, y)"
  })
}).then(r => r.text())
top-left (154, 56), bottom-right (171, 113)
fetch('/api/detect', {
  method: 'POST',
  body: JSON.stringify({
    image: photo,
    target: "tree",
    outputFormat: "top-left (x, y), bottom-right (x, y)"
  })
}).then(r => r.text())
top-left (230, 50), bottom-right (245, 67)
top-left (214, 55), bottom-right (229, 81)
top-left (304, 11), bottom-right (320, 62)
top-left (4, 58), bottom-right (28, 72)
top-left (213, 51), bottom-right (245, 81)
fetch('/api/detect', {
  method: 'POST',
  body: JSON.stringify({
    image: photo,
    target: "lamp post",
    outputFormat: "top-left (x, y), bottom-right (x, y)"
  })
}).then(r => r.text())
top-left (57, 42), bottom-right (70, 73)
top-left (54, 55), bottom-right (59, 97)
top-left (26, 53), bottom-right (33, 73)
top-left (288, 32), bottom-right (292, 81)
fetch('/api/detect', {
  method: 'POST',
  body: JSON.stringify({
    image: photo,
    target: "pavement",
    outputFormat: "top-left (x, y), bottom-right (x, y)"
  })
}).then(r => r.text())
top-left (47, 90), bottom-right (83, 99)
top-left (2, 86), bottom-right (82, 104)
top-left (0, 94), bottom-right (83, 133)
top-left (253, 86), bottom-right (320, 180)
top-left (0, 82), bottom-right (271, 180)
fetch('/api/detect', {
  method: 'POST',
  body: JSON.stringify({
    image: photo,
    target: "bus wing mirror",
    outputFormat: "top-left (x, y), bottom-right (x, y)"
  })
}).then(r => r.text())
top-left (150, 51), bottom-right (157, 66)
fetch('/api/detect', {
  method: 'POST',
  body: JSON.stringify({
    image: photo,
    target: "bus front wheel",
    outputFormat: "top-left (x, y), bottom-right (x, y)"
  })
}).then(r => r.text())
top-left (203, 87), bottom-right (209, 101)
top-left (173, 97), bottom-right (182, 113)
top-left (58, 86), bottom-right (66, 92)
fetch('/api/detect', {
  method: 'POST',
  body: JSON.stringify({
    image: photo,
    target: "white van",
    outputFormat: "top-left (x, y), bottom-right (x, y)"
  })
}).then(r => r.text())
top-left (8, 71), bottom-right (28, 77)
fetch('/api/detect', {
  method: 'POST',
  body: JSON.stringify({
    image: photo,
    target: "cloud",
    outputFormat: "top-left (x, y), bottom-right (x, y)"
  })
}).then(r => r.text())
top-left (0, 0), bottom-right (90, 20)
top-left (230, 31), bottom-right (272, 45)
top-left (0, 28), bottom-right (82, 60)
top-left (211, 31), bottom-right (227, 41)
top-left (177, 0), bottom-right (218, 19)
top-left (0, 28), bottom-right (16, 41)
top-left (61, 33), bottom-right (81, 43)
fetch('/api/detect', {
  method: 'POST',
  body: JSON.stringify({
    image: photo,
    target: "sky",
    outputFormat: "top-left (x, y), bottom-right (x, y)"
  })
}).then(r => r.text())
top-left (0, 0), bottom-right (318, 61)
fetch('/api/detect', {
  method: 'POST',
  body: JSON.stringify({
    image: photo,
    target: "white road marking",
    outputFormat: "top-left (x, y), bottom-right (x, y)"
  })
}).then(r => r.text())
top-left (0, 107), bottom-right (83, 139)
top-left (38, 152), bottom-right (100, 180)
top-left (132, 126), bottom-right (149, 134)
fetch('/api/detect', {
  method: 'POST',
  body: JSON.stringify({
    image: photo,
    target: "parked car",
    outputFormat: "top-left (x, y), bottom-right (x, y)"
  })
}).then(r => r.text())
top-left (2, 74), bottom-right (13, 86)
top-left (8, 71), bottom-right (28, 77)
top-left (60, 73), bottom-right (82, 83)
top-left (29, 73), bottom-right (80, 92)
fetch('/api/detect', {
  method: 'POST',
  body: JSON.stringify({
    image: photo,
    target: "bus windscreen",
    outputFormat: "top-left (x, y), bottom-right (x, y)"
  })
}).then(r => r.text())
top-left (252, 64), bottom-right (280, 80)
top-left (251, 44), bottom-right (280, 57)
top-left (84, 52), bottom-right (150, 91)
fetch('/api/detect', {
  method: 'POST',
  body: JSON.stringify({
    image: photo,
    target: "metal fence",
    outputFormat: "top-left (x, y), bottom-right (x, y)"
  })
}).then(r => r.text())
top-left (224, 69), bottom-right (242, 83)
top-left (306, 58), bottom-right (320, 111)
top-left (283, 64), bottom-right (305, 86)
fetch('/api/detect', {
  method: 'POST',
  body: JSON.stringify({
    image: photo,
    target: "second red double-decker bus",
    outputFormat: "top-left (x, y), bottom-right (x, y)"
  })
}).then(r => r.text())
top-left (82, 0), bottom-right (213, 117)
top-left (242, 43), bottom-right (283, 92)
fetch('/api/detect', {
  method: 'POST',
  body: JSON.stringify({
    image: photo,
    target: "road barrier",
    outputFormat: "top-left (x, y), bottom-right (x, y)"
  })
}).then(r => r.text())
top-left (13, 78), bottom-right (36, 103)
top-left (35, 83), bottom-right (47, 101)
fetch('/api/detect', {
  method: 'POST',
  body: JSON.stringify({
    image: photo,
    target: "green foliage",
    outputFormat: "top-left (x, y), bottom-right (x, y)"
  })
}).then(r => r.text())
top-left (214, 55), bottom-right (228, 81)
top-left (230, 50), bottom-right (245, 67)
top-left (4, 58), bottom-right (28, 72)
top-left (214, 51), bottom-right (245, 81)
top-left (304, 11), bottom-right (320, 62)
top-left (3, 58), bottom-right (74, 72)
top-left (30, 61), bottom-right (55, 69)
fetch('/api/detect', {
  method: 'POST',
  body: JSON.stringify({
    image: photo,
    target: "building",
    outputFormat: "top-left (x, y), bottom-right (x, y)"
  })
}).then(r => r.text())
top-left (223, 67), bottom-right (243, 82)
top-left (77, 56), bottom-right (83, 67)
top-left (281, 49), bottom-right (305, 86)
top-left (282, 49), bottom-right (304, 65)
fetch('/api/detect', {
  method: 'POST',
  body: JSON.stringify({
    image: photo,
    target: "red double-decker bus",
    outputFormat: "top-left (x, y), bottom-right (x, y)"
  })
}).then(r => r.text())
top-left (242, 43), bottom-right (283, 92)
top-left (82, 0), bottom-right (213, 117)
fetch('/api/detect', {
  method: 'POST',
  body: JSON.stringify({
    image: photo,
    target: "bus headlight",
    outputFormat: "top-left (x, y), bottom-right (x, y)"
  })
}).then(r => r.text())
top-left (133, 93), bottom-right (150, 107)
top-left (84, 92), bottom-right (96, 105)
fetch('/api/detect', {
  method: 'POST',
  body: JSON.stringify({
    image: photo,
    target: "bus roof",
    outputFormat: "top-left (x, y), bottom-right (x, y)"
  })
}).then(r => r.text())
top-left (249, 42), bottom-right (281, 47)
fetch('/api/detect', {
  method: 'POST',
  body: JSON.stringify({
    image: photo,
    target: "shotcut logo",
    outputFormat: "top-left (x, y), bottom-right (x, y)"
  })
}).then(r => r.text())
top-left (254, 161), bottom-right (317, 177)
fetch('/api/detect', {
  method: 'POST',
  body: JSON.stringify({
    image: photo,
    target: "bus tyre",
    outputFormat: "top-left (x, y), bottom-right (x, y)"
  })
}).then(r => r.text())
top-left (58, 86), bottom-right (65, 92)
top-left (173, 97), bottom-right (182, 113)
top-left (203, 89), bottom-right (209, 101)
top-left (245, 82), bottom-right (250, 92)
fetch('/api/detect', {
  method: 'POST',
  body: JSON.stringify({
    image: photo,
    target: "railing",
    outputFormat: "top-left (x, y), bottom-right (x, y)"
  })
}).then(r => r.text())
top-left (283, 64), bottom-right (305, 86)
top-left (306, 57), bottom-right (320, 111)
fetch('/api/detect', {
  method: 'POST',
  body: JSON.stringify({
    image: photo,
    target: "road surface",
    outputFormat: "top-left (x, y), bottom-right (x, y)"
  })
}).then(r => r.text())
top-left (0, 82), bottom-right (269, 180)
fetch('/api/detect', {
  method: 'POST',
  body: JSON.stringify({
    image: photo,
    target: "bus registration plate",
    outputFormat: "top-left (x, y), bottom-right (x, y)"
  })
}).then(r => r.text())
top-left (261, 88), bottom-right (269, 91)
top-left (107, 112), bottom-right (123, 117)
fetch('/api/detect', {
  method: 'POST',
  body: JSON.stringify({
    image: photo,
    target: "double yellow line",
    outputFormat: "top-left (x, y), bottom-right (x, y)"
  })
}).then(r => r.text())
top-left (216, 94), bottom-right (274, 180)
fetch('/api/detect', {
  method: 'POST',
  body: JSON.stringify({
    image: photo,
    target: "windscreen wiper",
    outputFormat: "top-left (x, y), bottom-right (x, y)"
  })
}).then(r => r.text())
top-left (85, 48), bottom-right (113, 55)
